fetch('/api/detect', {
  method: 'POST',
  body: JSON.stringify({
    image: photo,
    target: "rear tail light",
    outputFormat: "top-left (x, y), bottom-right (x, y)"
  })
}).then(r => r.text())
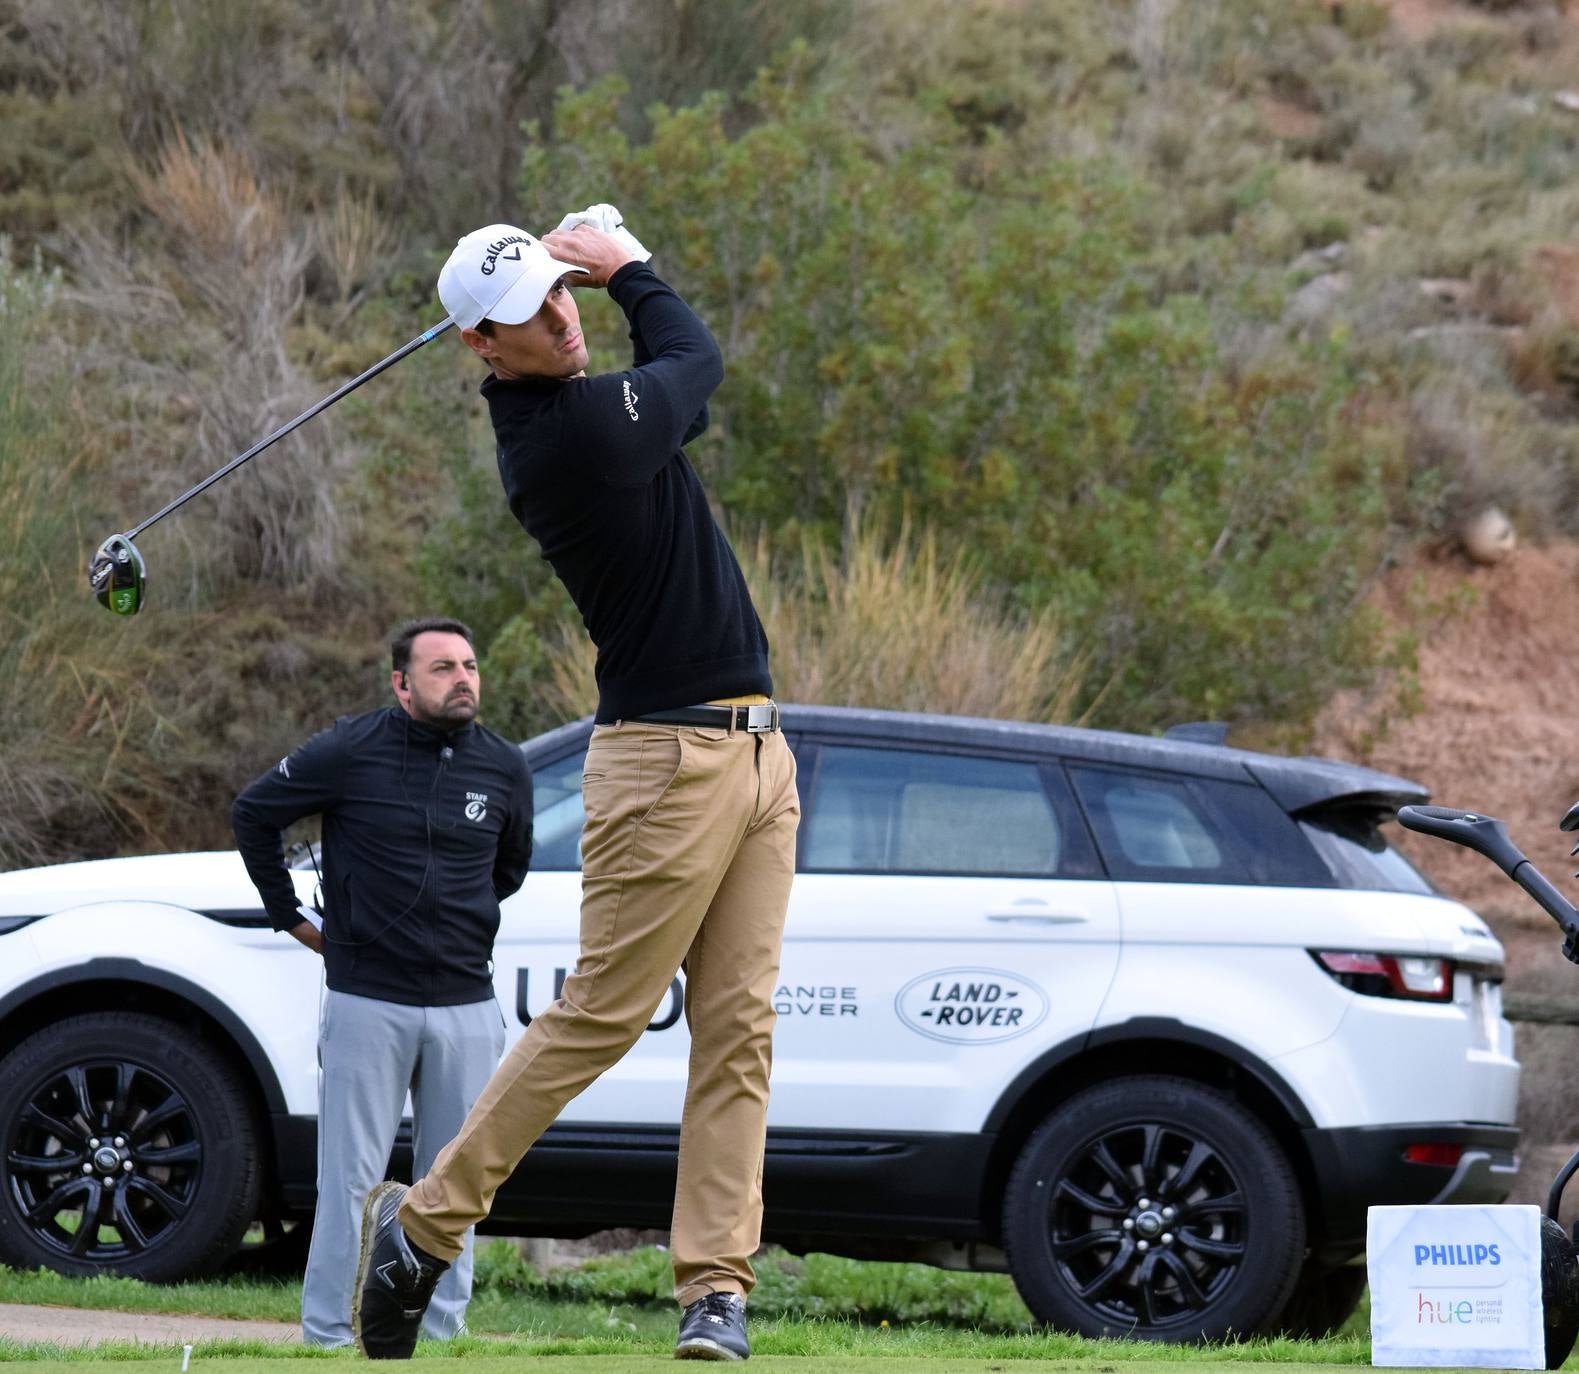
top-left (1312, 950), bottom-right (1454, 1001)
top-left (1404, 1142), bottom-right (1465, 1168)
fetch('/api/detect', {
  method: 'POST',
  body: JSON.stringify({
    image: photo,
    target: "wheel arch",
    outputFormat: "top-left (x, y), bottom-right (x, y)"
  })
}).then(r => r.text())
top-left (978, 1018), bottom-right (1319, 1245)
top-left (0, 957), bottom-right (287, 1120)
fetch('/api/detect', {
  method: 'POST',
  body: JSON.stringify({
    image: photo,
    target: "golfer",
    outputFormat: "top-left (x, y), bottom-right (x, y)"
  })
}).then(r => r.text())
top-left (354, 221), bottom-right (798, 1362)
top-left (232, 617), bottom-right (533, 1348)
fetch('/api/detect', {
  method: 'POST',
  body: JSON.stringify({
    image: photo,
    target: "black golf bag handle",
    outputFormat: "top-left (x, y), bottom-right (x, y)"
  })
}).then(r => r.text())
top-left (1396, 804), bottom-right (1579, 962)
top-left (1400, 802), bottom-right (1579, 1358)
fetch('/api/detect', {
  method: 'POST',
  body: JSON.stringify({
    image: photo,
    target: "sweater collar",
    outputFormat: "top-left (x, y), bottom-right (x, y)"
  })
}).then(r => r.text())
top-left (480, 371), bottom-right (569, 409)
top-left (388, 705), bottom-right (476, 751)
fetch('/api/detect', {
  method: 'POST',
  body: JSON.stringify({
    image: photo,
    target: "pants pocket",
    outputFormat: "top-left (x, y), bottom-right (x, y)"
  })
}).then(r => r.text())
top-left (583, 730), bottom-right (686, 829)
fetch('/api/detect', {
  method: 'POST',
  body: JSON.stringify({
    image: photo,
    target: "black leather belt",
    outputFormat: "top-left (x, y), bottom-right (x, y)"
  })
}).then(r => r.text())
top-left (631, 703), bottom-right (780, 733)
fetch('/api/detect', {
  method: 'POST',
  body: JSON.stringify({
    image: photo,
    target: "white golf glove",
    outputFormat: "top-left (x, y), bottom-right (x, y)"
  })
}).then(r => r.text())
top-left (553, 202), bottom-right (652, 263)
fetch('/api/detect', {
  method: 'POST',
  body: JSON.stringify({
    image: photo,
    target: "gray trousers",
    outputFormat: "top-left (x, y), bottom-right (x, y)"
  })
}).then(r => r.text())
top-left (301, 989), bottom-right (505, 1348)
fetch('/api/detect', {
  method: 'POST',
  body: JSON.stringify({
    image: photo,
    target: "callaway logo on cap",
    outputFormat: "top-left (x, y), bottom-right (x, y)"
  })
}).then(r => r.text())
top-left (437, 223), bottom-right (588, 331)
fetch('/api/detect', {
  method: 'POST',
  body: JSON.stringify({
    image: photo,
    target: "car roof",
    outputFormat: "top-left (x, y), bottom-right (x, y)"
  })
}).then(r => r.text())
top-left (521, 704), bottom-right (1427, 816)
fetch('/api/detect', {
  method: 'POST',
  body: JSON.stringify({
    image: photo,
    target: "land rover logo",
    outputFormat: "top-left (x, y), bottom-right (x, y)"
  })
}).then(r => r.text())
top-left (895, 967), bottom-right (1048, 1045)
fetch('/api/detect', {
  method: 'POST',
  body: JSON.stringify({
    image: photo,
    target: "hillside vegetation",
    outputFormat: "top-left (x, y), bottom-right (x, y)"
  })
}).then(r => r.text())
top-left (3, 0), bottom-right (1578, 865)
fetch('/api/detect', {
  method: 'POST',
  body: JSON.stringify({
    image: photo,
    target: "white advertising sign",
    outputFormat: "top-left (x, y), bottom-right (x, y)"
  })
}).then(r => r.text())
top-left (1368, 1204), bottom-right (1545, 1369)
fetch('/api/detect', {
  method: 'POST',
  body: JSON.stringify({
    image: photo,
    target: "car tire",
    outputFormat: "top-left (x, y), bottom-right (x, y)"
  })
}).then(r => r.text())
top-left (223, 1216), bottom-right (311, 1277)
top-left (1276, 1261), bottom-right (1367, 1338)
top-left (1002, 1075), bottom-right (1305, 1342)
top-left (0, 1011), bottom-right (262, 1281)
top-left (1539, 1216), bottom-right (1579, 1370)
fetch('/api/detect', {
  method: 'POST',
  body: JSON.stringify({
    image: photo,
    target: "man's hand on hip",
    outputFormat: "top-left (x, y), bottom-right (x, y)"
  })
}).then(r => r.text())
top-left (288, 919), bottom-right (324, 954)
top-left (541, 224), bottom-right (638, 289)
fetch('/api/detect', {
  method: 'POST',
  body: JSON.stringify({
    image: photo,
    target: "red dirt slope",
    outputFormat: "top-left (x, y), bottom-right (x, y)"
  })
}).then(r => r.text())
top-left (1317, 541), bottom-right (1579, 933)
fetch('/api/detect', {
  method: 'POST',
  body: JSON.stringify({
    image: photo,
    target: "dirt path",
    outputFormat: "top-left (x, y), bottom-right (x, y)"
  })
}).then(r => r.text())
top-left (0, 1303), bottom-right (300, 1346)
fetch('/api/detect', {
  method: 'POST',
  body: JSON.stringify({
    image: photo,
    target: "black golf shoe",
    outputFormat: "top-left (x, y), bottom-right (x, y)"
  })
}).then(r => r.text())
top-left (675, 1291), bottom-right (749, 1361)
top-left (352, 1181), bottom-right (448, 1359)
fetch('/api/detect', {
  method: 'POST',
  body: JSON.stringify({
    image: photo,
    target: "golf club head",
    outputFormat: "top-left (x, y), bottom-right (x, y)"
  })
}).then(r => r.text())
top-left (1561, 800), bottom-right (1579, 833)
top-left (88, 534), bottom-right (146, 616)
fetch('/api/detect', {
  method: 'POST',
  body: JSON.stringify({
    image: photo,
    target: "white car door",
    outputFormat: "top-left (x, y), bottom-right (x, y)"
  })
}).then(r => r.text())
top-left (772, 739), bottom-right (1122, 1135)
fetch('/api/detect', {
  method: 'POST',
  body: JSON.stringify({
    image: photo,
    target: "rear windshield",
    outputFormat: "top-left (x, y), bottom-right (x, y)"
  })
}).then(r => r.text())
top-left (1299, 811), bottom-right (1434, 894)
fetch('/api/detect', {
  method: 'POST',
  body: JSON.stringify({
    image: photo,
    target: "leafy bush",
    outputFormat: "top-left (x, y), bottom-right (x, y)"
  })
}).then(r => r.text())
top-left (485, 67), bottom-right (1396, 730)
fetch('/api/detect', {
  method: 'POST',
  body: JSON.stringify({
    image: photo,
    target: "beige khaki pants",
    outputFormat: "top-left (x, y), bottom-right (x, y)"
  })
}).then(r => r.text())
top-left (400, 719), bottom-right (799, 1305)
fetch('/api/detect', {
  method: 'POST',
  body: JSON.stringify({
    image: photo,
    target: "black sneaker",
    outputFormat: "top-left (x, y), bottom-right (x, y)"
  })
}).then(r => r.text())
top-left (353, 1181), bottom-right (448, 1359)
top-left (675, 1292), bottom-right (749, 1361)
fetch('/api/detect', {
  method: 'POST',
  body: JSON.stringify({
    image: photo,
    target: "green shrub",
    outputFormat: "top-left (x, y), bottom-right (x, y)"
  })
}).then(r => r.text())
top-left (492, 70), bottom-right (1394, 730)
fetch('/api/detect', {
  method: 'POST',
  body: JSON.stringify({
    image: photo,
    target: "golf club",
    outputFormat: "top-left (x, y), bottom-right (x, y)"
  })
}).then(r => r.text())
top-left (88, 317), bottom-right (456, 616)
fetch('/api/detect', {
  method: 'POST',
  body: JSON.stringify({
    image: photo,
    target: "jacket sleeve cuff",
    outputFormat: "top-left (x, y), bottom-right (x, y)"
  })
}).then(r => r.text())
top-left (267, 903), bottom-right (313, 934)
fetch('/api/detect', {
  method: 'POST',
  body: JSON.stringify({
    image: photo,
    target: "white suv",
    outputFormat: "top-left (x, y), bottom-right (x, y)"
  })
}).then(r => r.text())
top-left (0, 706), bottom-right (1517, 1342)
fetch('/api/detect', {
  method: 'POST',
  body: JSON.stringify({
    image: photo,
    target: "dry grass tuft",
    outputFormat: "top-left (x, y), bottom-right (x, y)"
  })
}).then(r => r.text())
top-left (66, 132), bottom-right (348, 594)
top-left (747, 518), bottom-right (1086, 723)
top-left (314, 180), bottom-right (397, 308)
top-left (532, 514), bottom-right (1085, 729)
top-left (1407, 380), bottom-right (1570, 533)
top-left (128, 130), bottom-right (288, 266)
top-left (0, 252), bottom-right (181, 866)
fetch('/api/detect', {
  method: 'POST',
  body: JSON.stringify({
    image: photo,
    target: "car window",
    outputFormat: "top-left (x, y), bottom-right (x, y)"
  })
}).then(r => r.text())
top-left (1300, 811), bottom-right (1435, 894)
top-left (1070, 766), bottom-right (1248, 884)
top-left (803, 745), bottom-right (1067, 876)
top-left (1192, 778), bottom-right (1336, 888)
top-left (529, 749), bottom-right (586, 871)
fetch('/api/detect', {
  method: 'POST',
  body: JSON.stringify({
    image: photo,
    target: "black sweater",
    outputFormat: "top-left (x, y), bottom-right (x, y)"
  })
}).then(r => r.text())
top-left (231, 707), bottom-right (533, 1006)
top-left (482, 261), bottom-right (772, 723)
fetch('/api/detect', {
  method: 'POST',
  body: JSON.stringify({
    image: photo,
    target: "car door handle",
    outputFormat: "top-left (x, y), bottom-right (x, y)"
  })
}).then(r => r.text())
top-left (983, 906), bottom-right (1088, 925)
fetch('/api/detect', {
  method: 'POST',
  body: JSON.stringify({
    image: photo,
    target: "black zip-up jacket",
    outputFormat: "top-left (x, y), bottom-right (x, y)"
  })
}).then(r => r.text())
top-left (482, 260), bottom-right (772, 723)
top-left (231, 707), bottom-right (533, 1007)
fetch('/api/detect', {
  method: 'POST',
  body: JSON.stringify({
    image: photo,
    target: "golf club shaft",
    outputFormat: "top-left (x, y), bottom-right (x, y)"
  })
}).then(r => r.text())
top-left (125, 317), bottom-right (456, 541)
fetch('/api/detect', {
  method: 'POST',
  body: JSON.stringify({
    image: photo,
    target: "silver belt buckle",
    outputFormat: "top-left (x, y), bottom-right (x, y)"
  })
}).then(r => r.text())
top-left (744, 703), bottom-right (778, 733)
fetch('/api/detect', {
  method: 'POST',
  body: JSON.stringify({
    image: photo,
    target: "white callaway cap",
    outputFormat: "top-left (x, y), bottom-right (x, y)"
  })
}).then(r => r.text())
top-left (437, 223), bottom-right (588, 331)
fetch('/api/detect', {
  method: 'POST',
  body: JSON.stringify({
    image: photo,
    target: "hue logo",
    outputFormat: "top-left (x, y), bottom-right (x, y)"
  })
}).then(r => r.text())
top-left (1417, 1294), bottom-right (1474, 1325)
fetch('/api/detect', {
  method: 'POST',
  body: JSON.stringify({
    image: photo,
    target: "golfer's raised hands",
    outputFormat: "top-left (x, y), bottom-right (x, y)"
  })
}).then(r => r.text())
top-left (541, 224), bottom-right (638, 289)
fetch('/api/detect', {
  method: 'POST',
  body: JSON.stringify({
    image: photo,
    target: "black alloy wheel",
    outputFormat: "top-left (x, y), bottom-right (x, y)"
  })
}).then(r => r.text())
top-left (1003, 1076), bottom-right (1304, 1342)
top-left (0, 1012), bottom-right (261, 1281)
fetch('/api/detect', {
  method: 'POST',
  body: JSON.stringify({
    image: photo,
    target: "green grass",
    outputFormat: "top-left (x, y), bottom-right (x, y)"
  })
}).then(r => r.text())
top-left (0, 1245), bottom-right (1378, 1367)
top-left (0, 1245), bottom-right (1043, 1332)
top-left (0, 1246), bottom-right (1371, 1342)
top-left (0, 1339), bottom-right (1376, 1365)
top-left (0, 1358), bottom-right (1375, 1374)
top-left (475, 1245), bottom-right (1047, 1330)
